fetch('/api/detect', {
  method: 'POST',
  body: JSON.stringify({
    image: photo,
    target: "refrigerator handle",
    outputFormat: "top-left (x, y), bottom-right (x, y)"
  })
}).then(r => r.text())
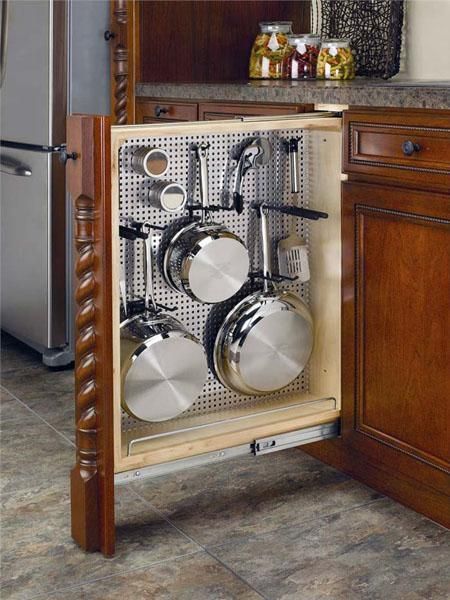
top-left (0, 0), bottom-right (9, 88)
top-left (0, 153), bottom-right (32, 177)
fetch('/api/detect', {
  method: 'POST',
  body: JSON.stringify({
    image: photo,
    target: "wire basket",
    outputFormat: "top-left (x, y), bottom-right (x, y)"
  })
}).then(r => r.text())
top-left (315, 0), bottom-right (404, 79)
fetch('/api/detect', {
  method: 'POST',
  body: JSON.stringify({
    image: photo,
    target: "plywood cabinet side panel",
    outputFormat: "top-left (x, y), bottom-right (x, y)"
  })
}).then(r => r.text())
top-left (307, 129), bottom-right (342, 405)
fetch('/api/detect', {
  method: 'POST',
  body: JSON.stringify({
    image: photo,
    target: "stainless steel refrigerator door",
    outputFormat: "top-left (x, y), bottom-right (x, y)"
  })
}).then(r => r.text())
top-left (0, 0), bottom-right (52, 145)
top-left (0, 149), bottom-right (63, 349)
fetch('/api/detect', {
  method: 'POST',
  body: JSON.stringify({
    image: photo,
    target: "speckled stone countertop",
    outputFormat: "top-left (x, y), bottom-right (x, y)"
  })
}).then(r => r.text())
top-left (136, 80), bottom-right (450, 110)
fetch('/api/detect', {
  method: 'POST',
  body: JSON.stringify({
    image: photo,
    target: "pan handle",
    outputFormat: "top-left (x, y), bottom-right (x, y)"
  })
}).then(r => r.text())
top-left (288, 137), bottom-right (300, 194)
top-left (142, 223), bottom-right (158, 312)
top-left (263, 204), bottom-right (328, 221)
top-left (196, 142), bottom-right (210, 214)
top-left (259, 206), bottom-right (273, 293)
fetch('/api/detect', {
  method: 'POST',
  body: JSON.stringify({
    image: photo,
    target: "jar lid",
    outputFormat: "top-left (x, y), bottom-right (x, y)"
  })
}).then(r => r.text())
top-left (288, 34), bottom-right (321, 45)
top-left (321, 39), bottom-right (350, 48)
top-left (259, 21), bottom-right (293, 33)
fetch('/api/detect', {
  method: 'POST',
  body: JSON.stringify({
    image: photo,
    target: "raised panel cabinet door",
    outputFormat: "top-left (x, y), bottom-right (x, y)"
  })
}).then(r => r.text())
top-left (342, 182), bottom-right (450, 483)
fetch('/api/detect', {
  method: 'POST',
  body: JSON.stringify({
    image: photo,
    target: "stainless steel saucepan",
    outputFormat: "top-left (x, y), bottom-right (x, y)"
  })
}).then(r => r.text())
top-left (210, 205), bottom-right (314, 395)
top-left (162, 142), bottom-right (250, 304)
top-left (120, 223), bottom-right (208, 422)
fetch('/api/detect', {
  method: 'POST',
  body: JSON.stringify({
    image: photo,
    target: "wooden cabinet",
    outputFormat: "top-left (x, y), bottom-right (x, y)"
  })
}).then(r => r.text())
top-left (306, 109), bottom-right (450, 528)
top-left (135, 98), bottom-right (313, 124)
top-left (199, 102), bottom-right (309, 121)
top-left (65, 107), bottom-right (450, 556)
top-left (135, 99), bottom-right (198, 123)
top-left (343, 109), bottom-right (450, 192)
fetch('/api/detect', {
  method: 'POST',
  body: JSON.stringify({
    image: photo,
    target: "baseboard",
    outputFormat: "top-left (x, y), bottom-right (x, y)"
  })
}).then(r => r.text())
top-left (301, 438), bottom-right (450, 529)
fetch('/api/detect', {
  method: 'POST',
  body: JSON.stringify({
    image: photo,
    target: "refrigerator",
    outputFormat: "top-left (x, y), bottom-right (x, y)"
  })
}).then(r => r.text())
top-left (0, 0), bottom-right (110, 366)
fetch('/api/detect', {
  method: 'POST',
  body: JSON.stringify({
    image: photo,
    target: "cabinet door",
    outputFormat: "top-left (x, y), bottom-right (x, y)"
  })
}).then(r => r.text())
top-left (342, 182), bottom-right (450, 483)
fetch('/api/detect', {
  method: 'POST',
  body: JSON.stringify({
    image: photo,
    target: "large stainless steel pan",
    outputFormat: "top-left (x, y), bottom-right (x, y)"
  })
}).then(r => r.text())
top-left (210, 206), bottom-right (314, 395)
top-left (161, 142), bottom-right (250, 304)
top-left (121, 224), bottom-right (208, 422)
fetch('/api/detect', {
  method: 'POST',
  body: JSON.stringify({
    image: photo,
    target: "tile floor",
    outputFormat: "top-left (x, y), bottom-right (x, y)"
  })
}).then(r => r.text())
top-left (1, 332), bottom-right (449, 600)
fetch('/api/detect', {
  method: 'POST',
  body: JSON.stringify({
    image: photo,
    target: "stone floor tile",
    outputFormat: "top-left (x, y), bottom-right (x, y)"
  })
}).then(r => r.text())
top-left (0, 416), bottom-right (74, 495)
top-left (210, 497), bottom-right (450, 600)
top-left (0, 336), bottom-right (43, 374)
top-left (6, 388), bottom-right (75, 443)
top-left (1, 365), bottom-right (74, 399)
top-left (43, 553), bottom-right (263, 600)
top-left (0, 388), bottom-right (35, 423)
top-left (133, 449), bottom-right (382, 546)
top-left (0, 486), bottom-right (201, 600)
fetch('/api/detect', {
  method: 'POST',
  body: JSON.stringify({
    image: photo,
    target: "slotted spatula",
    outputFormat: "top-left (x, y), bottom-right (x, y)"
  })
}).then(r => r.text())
top-left (278, 138), bottom-right (310, 282)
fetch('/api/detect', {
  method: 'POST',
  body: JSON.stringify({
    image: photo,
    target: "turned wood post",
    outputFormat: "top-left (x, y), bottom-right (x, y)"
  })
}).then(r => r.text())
top-left (108, 0), bottom-right (139, 124)
top-left (66, 115), bottom-right (115, 556)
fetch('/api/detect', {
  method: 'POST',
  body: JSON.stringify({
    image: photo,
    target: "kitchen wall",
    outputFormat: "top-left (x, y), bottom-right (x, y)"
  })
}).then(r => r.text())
top-left (397, 0), bottom-right (450, 80)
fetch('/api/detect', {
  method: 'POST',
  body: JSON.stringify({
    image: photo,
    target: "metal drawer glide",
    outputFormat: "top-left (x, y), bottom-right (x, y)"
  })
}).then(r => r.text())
top-left (252, 422), bottom-right (339, 455)
top-left (115, 420), bottom-right (340, 485)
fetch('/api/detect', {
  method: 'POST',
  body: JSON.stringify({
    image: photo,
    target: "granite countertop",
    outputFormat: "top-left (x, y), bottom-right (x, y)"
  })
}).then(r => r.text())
top-left (136, 80), bottom-right (450, 110)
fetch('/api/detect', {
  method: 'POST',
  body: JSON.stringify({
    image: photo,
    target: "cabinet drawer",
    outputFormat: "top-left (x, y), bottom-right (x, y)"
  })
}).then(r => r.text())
top-left (199, 102), bottom-right (304, 121)
top-left (136, 99), bottom-right (198, 123)
top-left (344, 110), bottom-right (450, 190)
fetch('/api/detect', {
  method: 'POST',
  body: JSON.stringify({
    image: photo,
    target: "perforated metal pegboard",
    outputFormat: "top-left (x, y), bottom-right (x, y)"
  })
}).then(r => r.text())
top-left (118, 127), bottom-right (314, 437)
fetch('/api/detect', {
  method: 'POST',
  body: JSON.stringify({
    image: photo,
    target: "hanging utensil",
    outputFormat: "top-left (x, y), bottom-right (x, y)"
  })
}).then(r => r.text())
top-left (161, 142), bottom-right (250, 304)
top-left (120, 223), bottom-right (208, 422)
top-left (232, 137), bottom-right (272, 214)
top-left (278, 137), bottom-right (310, 281)
top-left (209, 205), bottom-right (314, 396)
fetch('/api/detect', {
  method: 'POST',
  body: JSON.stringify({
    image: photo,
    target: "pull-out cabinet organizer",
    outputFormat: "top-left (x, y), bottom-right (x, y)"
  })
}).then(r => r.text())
top-left (67, 113), bottom-right (342, 555)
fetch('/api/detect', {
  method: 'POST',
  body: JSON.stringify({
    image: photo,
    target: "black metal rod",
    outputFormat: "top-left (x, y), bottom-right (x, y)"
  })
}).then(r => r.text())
top-left (252, 203), bottom-right (328, 221)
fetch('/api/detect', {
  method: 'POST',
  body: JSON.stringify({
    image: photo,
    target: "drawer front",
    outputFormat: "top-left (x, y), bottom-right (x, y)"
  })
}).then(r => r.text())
top-left (344, 110), bottom-right (450, 190)
top-left (199, 102), bottom-right (303, 121)
top-left (136, 99), bottom-right (198, 123)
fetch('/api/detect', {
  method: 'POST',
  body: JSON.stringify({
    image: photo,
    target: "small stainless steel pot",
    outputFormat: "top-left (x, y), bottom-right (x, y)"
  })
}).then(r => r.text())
top-left (120, 224), bottom-right (208, 421)
top-left (131, 146), bottom-right (169, 178)
top-left (148, 180), bottom-right (187, 213)
top-left (162, 142), bottom-right (250, 304)
top-left (211, 206), bottom-right (314, 395)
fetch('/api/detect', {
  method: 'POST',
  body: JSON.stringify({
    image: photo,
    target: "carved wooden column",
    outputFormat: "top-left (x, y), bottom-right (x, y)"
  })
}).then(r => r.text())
top-left (108, 0), bottom-right (139, 124)
top-left (66, 115), bottom-right (115, 556)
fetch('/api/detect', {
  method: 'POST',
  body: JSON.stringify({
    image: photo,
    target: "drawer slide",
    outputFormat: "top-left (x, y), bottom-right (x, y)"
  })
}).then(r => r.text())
top-left (115, 420), bottom-right (339, 485)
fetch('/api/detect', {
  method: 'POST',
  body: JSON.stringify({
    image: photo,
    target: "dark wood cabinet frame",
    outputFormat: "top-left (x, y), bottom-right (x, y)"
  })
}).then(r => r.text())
top-left (67, 115), bottom-right (115, 555)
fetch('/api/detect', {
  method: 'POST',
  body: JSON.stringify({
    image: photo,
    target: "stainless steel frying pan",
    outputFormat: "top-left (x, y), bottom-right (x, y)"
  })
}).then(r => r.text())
top-left (162, 142), bottom-right (250, 304)
top-left (121, 224), bottom-right (208, 421)
top-left (211, 206), bottom-right (314, 395)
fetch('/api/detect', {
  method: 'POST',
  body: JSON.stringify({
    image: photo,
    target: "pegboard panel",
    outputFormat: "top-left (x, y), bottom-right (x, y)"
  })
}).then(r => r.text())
top-left (118, 127), bottom-right (315, 439)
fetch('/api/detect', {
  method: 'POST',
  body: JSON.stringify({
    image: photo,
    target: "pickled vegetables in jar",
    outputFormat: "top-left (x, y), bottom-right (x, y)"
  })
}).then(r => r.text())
top-left (284, 34), bottom-right (321, 79)
top-left (317, 39), bottom-right (355, 80)
top-left (249, 21), bottom-right (293, 79)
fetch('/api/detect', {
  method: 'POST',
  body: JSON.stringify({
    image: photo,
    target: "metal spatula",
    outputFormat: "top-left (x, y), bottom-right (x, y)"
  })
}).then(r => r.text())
top-left (278, 138), bottom-right (310, 282)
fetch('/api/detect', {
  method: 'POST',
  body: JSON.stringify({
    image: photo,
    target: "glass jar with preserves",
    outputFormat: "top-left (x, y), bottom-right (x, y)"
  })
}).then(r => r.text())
top-left (249, 21), bottom-right (293, 79)
top-left (284, 34), bottom-right (321, 79)
top-left (317, 39), bottom-right (355, 80)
